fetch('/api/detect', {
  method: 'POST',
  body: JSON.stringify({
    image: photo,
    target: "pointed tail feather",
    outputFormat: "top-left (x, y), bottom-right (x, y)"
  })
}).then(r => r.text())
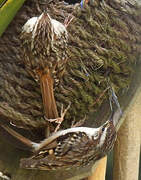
top-left (40, 72), bottom-right (58, 119)
top-left (0, 124), bottom-right (36, 151)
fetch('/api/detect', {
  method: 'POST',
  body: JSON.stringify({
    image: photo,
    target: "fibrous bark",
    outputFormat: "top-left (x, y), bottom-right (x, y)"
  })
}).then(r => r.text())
top-left (0, 0), bottom-right (141, 179)
top-left (0, 0), bottom-right (141, 131)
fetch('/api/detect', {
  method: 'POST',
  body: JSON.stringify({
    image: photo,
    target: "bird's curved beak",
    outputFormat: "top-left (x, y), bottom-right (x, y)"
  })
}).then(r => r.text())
top-left (112, 108), bottom-right (123, 130)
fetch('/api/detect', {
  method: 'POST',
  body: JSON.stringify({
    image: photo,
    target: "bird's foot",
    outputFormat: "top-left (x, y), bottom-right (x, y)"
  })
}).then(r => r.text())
top-left (71, 116), bottom-right (86, 128)
top-left (64, 14), bottom-right (74, 27)
top-left (45, 102), bottom-right (71, 132)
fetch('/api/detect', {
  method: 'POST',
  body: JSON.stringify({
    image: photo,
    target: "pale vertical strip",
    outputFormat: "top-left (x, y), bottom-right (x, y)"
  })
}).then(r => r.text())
top-left (88, 156), bottom-right (107, 180)
top-left (113, 84), bottom-right (141, 180)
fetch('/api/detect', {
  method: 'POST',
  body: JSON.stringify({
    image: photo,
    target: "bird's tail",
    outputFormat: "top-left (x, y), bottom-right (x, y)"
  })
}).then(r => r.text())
top-left (0, 124), bottom-right (36, 151)
top-left (40, 72), bottom-right (58, 119)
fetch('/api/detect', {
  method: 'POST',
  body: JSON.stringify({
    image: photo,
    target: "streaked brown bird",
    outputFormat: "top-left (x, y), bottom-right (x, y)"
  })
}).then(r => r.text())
top-left (0, 86), bottom-right (122, 170)
top-left (20, 12), bottom-right (68, 123)
top-left (20, 121), bottom-right (117, 170)
top-left (4, 87), bottom-right (120, 170)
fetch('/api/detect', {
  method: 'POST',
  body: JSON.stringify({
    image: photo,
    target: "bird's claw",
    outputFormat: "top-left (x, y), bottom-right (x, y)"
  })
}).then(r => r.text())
top-left (71, 115), bottom-right (86, 128)
top-left (64, 14), bottom-right (74, 27)
top-left (45, 102), bottom-right (71, 132)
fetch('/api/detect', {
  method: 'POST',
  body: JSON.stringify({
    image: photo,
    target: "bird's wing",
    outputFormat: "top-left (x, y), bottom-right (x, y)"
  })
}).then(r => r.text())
top-left (33, 127), bottom-right (97, 151)
top-left (20, 131), bottom-right (100, 170)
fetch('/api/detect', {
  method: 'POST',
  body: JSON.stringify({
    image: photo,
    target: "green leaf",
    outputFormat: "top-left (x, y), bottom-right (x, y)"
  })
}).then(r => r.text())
top-left (0, 0), bottom-right (26, 36)
top-left (0, 0), bottom-right (7, 7)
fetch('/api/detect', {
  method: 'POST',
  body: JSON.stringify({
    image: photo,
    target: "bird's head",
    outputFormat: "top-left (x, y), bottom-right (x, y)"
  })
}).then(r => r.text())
top-left (32, 12), bottom-right (53, 40)
top-left (38, 12), bottom-right (52, 23)
top-left (97, 120), bottom-right (116, 153)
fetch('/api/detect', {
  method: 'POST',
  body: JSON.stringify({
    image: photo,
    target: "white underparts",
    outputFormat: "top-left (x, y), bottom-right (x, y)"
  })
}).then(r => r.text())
top-left (99, 127), bottom-right (107, 147)
top-left (31, 142), bottom-right (40, 151)
top-left (51, 19), bottom-right (68, 38)
top-left (22, 17), bottom-right (37, 34)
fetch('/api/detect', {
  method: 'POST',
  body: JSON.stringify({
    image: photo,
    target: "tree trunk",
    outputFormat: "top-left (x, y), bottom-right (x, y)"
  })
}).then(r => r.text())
top-left (113, 78), bottom-right (141, 180)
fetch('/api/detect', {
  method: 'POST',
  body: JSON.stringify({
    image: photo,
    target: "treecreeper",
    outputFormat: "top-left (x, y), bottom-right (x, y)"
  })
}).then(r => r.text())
top-left (0, 0), bottom-right (141, 172)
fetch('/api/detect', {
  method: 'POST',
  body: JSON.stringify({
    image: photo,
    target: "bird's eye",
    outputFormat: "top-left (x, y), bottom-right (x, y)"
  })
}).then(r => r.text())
top-left (102, 127), bottom-right (105, 132)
